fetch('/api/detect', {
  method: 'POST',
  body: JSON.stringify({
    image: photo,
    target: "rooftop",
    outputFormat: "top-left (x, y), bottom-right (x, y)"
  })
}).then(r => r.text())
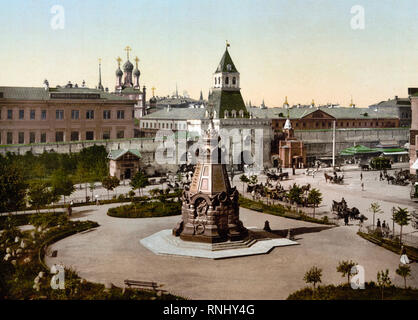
top-left (0, 86), bottom-right (132, 101)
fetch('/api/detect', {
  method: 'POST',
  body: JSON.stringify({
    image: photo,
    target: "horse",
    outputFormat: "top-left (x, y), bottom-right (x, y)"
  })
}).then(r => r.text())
top-left (324, 172), bottom-right (333, 183)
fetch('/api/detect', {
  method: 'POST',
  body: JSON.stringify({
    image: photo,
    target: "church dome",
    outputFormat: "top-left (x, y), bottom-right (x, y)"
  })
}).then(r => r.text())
top-left (115, 68), bottom-right (123, 77)
top-left (150, 96), bottom-right (157, 104)
top-left (123, 60), bottom-right (134, 72)
top-left (134, 68), bottom-right (140, 77)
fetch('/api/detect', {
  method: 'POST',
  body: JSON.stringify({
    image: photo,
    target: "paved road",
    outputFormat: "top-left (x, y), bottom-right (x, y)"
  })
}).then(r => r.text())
top-left (46, 204), bottom-right (418, 300)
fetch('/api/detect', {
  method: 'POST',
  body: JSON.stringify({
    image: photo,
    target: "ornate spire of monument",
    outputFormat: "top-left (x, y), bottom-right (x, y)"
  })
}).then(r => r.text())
top-left (173, 115), bottom-right (248, 243)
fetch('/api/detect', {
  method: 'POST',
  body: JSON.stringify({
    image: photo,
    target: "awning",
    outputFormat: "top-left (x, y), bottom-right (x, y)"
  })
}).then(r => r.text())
top-left (339, 145), bottom-right (381, 156)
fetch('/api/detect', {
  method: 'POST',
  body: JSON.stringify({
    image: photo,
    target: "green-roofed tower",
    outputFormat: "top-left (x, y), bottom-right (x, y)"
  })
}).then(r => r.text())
top-left (208, 44), bottom-right (247, 119)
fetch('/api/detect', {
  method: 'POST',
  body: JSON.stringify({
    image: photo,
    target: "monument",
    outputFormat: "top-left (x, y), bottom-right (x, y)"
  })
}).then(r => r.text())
top-left (173, 117), bottom-right (248, 243)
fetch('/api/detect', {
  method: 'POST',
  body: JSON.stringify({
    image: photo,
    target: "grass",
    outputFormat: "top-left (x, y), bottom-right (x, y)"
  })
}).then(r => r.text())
top-left (239, 196), bottom-right (335, 225)
top-left (107, 201), bottom-right (181, 218)
top-left (357, 231), bottom-right (418, 261)
top-left (287, 283), bottom-right (418, 300)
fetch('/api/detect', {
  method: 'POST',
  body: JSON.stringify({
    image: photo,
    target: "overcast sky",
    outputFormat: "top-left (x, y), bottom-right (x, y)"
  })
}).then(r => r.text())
top-left (1, 0), bottom-right (418, 107)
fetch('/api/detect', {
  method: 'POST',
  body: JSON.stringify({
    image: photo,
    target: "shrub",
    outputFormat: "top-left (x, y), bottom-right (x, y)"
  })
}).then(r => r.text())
top-left (107, 201), bottom-right (181, 218)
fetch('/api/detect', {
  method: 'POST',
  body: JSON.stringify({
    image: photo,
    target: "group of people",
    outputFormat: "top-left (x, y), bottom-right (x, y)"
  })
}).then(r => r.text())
top-left (376, 218), bottom-right (391, 237)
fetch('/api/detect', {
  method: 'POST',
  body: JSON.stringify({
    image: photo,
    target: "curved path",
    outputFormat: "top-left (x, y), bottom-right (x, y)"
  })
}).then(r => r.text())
top-left (45, 204), bottom-right (417, 300)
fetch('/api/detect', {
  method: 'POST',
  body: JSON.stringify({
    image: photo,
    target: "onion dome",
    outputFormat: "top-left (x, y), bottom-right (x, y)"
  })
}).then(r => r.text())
top-left (150, 96), bottom-right (157, 104)
top-left (123, 60), bottom-right (134, 72)
top-left (134, 68), bottom-right (141, 77)
top-left (115, 68), bottom-right (123, 77)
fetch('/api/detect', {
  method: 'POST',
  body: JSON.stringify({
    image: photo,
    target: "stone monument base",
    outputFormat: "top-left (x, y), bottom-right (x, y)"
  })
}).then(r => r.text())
top-left (140, 229), bottom-right (298, 260)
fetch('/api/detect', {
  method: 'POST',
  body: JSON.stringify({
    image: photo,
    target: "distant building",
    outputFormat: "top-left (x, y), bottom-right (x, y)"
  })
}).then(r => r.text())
top-left (108, 149), bottom-right (141, 180)
top-left (139, 45), bottom-right (273, 169)
top-left (113, 47), bottom-right (147, 118)
top-left (277, 117), bottom-right (306, 168)
top-left (368, 96), bottom-right (411, 127)
top-left (249, 104), bottom-right (400, 132)
top-left (0, 82), bottom-right (135, 145)
top-left (408, 88), bottom-right (418, 174)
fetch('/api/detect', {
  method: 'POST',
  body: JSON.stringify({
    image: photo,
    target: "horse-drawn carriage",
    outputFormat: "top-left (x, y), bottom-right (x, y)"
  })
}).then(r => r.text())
top-left (384, 169), bottom-right (411, 186)
top-left (265, 170), bottom-right (289, 181)
top-left (324, 172), bottom-right (344, 184)
top-left (331, 198), bottom-right (367, 223)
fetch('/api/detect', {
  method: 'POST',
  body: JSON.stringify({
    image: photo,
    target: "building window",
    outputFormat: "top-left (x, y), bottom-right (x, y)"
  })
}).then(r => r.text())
top-left (7, 110), bottom-right (12, 119)
top-left (7, 132), bottom-right (13, 144)
top-left (103, 110), bottom-right (111, 119)
top-left (117, 110), bottom-right (125, 119)
top-left (40, 133), bottom-right (46, 143)
top-left (103, 131), bottom-right (110, 140)
top-left (55, 131), bottom-right (64, 142)
top-left (225, 77), bottom-right (229, 85)
top-left (132, 110), bottom-right (135, 119)
top-left (70, 131), bottom-right (79, 141)
top-left (232, 77), bottom-right (236, 85)
top-left (56, 110), bottom-right (64, 120)
top-left (86, 131), bottom-right (94, 140)
top-left (18, 132), bottom-right (24, 144)
top-left (86, 110), bottom-right (94, 120)
top-left (117, 130), bottom-right (124, 139)
top-left (30, 110), bottom-right (35, 120)
top-left (41, 110), bottom-right (47, 120)
top-left (29, 132), bottom-right (35, 143)
top-left (19, 110), bottom-right (24, 120)
top-left (71, 110), bottom-right (80, 120)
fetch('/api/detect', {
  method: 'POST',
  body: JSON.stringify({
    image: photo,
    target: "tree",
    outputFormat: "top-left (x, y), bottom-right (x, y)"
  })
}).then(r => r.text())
top-left (303, 266), bottom-right (322, 291)
top-left (396, 264), bottom-right (411, 289)
top-left (27, 181), bottom-right (54, 213)
top-left (149, 188), bottom-right (161, 199)
top-left (287, 183), bottom-right (303, 205)
top-left (368, 202), bottom-right (383, 228)
top-left (51, 170), bottom-right (75, 204)
top-left (239, 175), bottom-right (250, 194)
top-left (0, 163), bottom-right (27, 213)
top-left (307, 188), bottom-right (322, 218)
top-left (130, 171), bottom-right (149, 197)
top-left (336, 260), bottom-right (357, 286)
top-left (393, 207), bottom-right (410, 244)
top-left (249, 175), bottom-right (258, 185)
top-left (102, 176), bottom-right (120, 200)
top-left (377, 269), bottom-right (392, 300)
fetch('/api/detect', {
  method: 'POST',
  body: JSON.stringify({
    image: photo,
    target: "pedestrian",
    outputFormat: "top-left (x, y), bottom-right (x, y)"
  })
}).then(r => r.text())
top-left (377, 218), bottom-right (381, 228)
top-left (379, 171), bottom-right (383, 181)
top-left (344, 215), bottom-right (349, 226)
top-left (382, 220), bottom-right (386, 229)
top-left (360, 172), bottom-right (363, 181)
top-left (312, 172), bottom-right (315, 179)
top-left (400, 246), bottom-right (410, 265)
top-left (361, 182), bottom-right (364, 191)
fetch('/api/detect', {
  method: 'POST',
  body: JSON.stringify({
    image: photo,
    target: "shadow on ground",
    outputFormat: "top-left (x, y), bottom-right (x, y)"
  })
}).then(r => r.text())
top-left (70, 209), bottom-right (95, 219)
top-left (249, 226), bottom-right (334, 241)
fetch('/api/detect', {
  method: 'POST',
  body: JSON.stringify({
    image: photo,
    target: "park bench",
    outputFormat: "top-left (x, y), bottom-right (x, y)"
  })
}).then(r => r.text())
top-left (124, 279), bottom-right (165, 293)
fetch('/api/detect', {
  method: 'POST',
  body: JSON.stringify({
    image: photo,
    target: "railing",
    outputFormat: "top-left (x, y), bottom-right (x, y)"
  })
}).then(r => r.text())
top-left (359, 225), bottom-right (418, 248)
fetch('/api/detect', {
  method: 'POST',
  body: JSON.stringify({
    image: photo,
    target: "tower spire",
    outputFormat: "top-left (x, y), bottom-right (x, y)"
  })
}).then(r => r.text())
top-left (98, 58), bottom-right (104, 91)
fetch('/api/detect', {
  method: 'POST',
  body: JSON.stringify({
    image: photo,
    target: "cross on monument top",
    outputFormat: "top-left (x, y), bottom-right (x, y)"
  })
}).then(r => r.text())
top-left (152, 86), bottom-right (156, 96)
top-left (116, 56), bottom-right (122, 66)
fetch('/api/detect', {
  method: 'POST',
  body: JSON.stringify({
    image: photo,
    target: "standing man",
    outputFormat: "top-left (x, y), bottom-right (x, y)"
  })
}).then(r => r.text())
top-left (360, 172), bottom-right (363, 181)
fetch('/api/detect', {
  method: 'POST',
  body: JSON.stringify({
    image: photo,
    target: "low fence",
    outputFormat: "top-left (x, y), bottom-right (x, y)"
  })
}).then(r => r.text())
top-left (359, 225), bottom-right (418, 248)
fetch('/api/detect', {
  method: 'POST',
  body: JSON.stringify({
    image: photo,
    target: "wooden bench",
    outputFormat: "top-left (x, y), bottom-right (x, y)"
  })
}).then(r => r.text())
top-left (124, 279), bottom-right (165, 293)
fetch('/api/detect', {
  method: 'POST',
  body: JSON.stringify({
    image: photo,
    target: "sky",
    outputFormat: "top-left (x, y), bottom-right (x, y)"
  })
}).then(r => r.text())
top-left (1, 0), bottom-right (418, 108)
